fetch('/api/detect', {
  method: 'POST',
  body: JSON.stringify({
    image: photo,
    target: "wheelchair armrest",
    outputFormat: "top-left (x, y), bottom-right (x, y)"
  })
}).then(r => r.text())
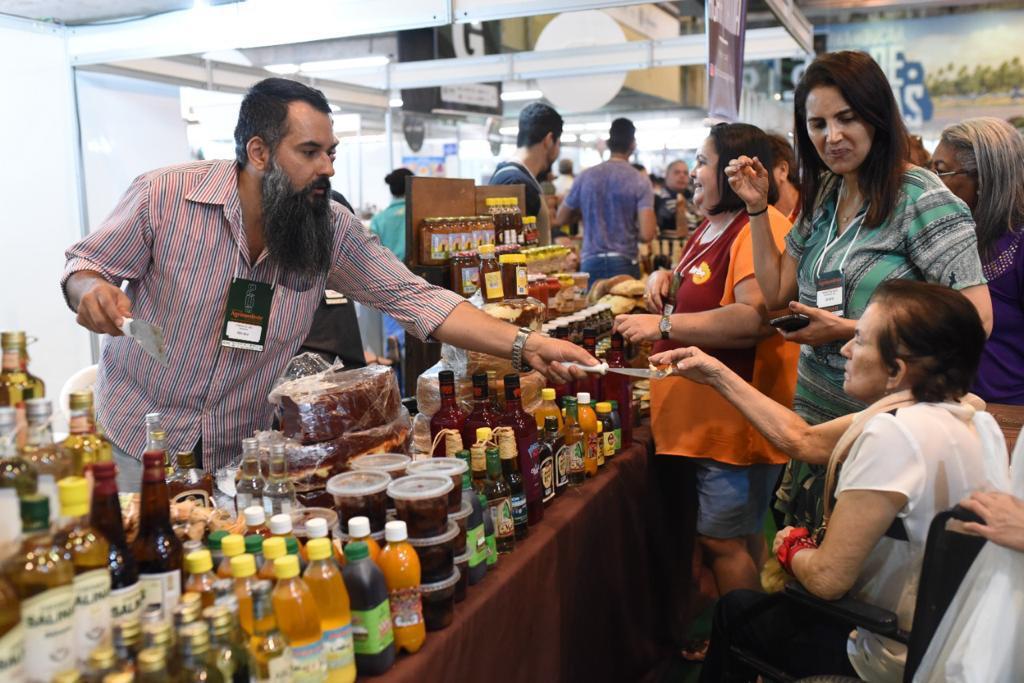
top-left (784, 582), bottom-right (903, 640)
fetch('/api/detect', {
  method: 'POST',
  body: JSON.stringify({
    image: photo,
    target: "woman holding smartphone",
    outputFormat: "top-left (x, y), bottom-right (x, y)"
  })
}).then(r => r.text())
top-left (727, 50), bottom-right (992, 532)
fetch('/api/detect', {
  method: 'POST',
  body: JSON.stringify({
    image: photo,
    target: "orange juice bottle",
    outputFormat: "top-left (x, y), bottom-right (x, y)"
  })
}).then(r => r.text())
top-left (577, 392), bottom-right (599, 478)
top-left (230, 553), bottom-right (257, 637)
top-left (303, 538), bottom-right (357, 683)
top-left (183, 549), bottom-right (217, 608)
top-left (272, 555), bottom-right (326, 682)
top-left (345, 517), bottom-right (381, 565)
top-left (376, 521), bottom-right (425, 654)
top-left (217, 533), bottom-right (245, 578)
top-left (259, 537), bottom-right (286, 581)
top-left (533, 388), bottom-right (564, 434)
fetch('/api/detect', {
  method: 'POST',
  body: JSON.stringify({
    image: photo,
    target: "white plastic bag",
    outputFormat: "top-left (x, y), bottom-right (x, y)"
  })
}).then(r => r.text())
top-left (913, 430), bottom-right (1024, 682)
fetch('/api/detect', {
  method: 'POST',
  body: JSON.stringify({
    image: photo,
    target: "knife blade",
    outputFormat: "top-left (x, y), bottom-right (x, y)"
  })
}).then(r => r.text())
top-left (119, 317), bottom-right (170, 368)
top-left (561, 362), bottom-right (671, 379)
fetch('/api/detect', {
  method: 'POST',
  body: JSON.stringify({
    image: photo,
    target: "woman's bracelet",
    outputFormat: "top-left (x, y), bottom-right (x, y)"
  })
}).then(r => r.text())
top-left (747, 205), bottom-right (769, 217)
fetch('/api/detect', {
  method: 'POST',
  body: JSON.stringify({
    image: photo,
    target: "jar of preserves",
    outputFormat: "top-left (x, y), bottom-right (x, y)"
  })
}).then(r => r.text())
top-left (522, 215), bottom-right (539, 247)
top-left (419, 218), bottom-right (449, 265)
top-left (450, 251), bottom-right (480, 298)
top-left (478, 244), bottom-right (504, 304)
top-left (498, 253), bottom-right (528, 300)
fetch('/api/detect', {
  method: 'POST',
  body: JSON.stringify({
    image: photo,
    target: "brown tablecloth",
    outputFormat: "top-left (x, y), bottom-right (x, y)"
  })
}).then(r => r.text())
top-left (367, 424), bottom-right (695, 683)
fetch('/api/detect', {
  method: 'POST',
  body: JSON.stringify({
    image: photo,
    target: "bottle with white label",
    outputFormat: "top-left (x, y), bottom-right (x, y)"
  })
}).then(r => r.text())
top-left (249, 580), bottom-right (291, 683)
top-left (262, 444), bottom-right (296, 517)
top-left (0, 574), bottom-right (24, 682)
top-left (55, 476), bottom-right (112, 665)
top-left (132, 446), bottom-right (183, 620)
top-left (0, 407), bottom-right (38, 547)
top-left (21, 399), bottom-right (70, 523)
top-left (5, 494), bottom-right (76, 682)
top-left (90, 461), bottom-right (143, 626)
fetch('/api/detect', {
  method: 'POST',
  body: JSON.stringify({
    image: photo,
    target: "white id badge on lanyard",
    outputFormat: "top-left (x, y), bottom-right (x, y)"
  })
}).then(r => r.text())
top-left (815, 270), bottom-right (845, 316)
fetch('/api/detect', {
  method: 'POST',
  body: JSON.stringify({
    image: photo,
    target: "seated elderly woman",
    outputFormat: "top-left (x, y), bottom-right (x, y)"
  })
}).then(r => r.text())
top-left (650, 280), bottom-right (1007, 682)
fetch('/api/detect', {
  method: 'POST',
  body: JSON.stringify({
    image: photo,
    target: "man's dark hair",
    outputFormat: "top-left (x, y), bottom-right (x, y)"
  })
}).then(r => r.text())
top-left (631, 163), bottom-right (646, 173)
top-left (707, 122), bottom-right (779, 215)
top-left (767, 133), bottom-right (798, 185)
top-left (870, 280), bottom-right (985, 403)
top-left (793, 51), bottom-right (910, 229)
top-left (234, 78), bottom-right (331, 166)
top-left (385, 168), bottom-right (414, 197)
top-left (608, 118), bottom-right (636, 155)
top-left (517, 102), bottom-right (563, 148)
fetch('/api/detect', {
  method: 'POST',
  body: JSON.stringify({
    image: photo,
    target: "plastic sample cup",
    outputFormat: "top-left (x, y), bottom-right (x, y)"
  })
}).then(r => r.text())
top-left (454, 552), bottom-right (470, 603)
top-left (326, 470), bottom-right (392, 533)
top-left (406, 519), bottom-right (459, 583)
top-left (448, 499), bottom-right (473, 553)
top-left (406, 457), bottom-right (469, 513)
top-left (420, 568), bottom-right (461, 631)
top-left (387, 475), bottom-right (454, 539)
top-left (349, 453), bottom-right (412, 479)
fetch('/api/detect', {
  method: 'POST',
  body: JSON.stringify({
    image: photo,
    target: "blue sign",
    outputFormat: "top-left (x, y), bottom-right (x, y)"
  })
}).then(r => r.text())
top-left (443, 143), bottom-right (458, 156)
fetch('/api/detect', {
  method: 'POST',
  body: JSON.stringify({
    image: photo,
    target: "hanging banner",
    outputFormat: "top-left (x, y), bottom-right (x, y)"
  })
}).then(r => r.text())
top-left (706, 0), bottom-right (749, 122)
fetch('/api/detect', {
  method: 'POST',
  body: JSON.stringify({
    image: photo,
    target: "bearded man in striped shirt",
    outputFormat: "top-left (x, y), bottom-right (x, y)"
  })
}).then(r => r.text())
top-left (62, 78), bottom-right (595, 486)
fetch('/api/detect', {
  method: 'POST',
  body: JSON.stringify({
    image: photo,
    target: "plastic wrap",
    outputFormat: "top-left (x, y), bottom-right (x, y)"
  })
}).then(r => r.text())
top-left (268, 364), bottom-right (402, 444)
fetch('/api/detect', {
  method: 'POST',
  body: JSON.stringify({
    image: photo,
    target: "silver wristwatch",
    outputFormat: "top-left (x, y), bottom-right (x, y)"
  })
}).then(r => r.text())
top-left (659, 315), bottom-right (672, 341)
top-left (511, 326), bottom-right (532, 372)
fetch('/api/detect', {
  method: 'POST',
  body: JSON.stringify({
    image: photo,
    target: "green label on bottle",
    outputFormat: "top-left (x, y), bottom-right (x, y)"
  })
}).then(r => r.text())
top-left (351, 600), bottom-right (394, 656)
top-left (485, 533), bottom-right (498, 566)
top-left (468, 524), bottom-right (487, 568)
top-left (614, 428), bottom-right (622, 452)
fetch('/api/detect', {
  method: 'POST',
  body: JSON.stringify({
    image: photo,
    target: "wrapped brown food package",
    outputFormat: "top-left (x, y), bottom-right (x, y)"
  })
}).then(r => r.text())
top-left (269, 364), bottom-right (402, 444)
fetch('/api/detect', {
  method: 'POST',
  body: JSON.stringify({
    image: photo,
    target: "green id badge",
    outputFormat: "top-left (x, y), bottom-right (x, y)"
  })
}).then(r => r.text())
top-left (221, 278), bottom-right (274, 351)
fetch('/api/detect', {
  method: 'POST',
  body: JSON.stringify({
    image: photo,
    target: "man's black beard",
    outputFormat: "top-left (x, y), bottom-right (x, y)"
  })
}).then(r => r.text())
top-left (261, 161), bottom-right (333, 279)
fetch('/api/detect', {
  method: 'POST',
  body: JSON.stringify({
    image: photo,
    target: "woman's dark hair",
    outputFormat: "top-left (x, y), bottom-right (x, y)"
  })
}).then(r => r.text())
top-left (234, 78), bottom-right (331, 166)
top-left (793, 51), bottom-right (909, 229)
top-left (767, 132), bottom-right (798, 185)
top-left (385, 168), bottom-right (414, 197)
top-left (517, 102), bottom-right (563, 148)
top-left (707, 122), bottom-right (778, 215)
top-left (869, 280), bottom-right (985, 402)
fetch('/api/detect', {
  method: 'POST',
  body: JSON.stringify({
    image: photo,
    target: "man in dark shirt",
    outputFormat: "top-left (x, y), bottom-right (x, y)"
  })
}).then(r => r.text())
top-left (654, 159), bottom-right (697, 232)
top-left (488, 102), bottom-right (563, 245)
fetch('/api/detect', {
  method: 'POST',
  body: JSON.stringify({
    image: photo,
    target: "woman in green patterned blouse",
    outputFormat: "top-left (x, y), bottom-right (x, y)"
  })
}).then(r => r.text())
top-left (725, 50), bottom-right (993, 531)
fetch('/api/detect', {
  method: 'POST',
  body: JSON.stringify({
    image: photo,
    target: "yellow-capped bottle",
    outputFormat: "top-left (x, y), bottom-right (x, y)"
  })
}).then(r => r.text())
top-left (272, 555), bottom-right (325, 682)
top-left (217, 534), bottom-right (245, 579)
top-left (248, 580), bottom-right (290, 683)
top-left (303, 538), bottom-right (356, 683)
top-left (184, 550), bottom-right (217, 609)
top-left (259, 537), bottom-right (286, 581)
top-left (230, 553), bottom-right (257, 637)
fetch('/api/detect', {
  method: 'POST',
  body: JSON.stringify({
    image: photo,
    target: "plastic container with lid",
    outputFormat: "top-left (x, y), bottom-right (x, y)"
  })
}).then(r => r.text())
top-left (420, 568), bottom-right (461, 631)
top-left (448, 499), bottom-right (473, 553)
top-left (387, 475), bottom-right (454, 538)
top-left (348, 453), bottom-right (411, 480)
top-left (326, 470), bottom-right (392, 533)
top-left (453, 552), bottom-right (470, 602)
top-left (406, 519), bottom-right (459, 583)
top-left (341, 541), bottom-right (396, 675)
top-left (406, 458), bottom-right (468, 513)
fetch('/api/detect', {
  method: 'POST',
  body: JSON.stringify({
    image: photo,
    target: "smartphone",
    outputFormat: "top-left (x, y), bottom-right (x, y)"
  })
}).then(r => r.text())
top-left (769, 313), bottom-right (811, 332)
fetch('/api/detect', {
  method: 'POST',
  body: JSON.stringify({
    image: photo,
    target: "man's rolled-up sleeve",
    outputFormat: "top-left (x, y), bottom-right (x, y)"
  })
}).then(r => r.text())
top-left (328, 212), bottom-right (464, 341)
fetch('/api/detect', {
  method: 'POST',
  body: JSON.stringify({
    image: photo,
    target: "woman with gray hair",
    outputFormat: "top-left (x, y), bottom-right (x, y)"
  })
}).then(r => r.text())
top-left (931, 117), bottom-right (1024, 404)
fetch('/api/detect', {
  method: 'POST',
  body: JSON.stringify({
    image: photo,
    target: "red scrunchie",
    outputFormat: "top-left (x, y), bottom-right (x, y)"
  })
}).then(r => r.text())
top-left (776, 527), bottom-right (818, 575)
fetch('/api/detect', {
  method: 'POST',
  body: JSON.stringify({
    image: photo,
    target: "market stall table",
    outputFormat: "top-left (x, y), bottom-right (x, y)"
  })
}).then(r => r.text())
top-left (367, 423), bottom-right (685, 683)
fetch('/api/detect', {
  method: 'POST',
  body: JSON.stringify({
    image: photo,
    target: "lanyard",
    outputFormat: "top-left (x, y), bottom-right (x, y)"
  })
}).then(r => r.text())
top-left (813, 182), bottom-right (866, 280)
top-left (674, 211), bottom-right (744, 277)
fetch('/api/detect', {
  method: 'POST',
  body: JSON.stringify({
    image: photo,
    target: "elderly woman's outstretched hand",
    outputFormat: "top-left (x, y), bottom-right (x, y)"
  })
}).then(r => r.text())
top-left (648, 346), bottom-right (727, 386)
top-left (960, 491), bottom-right (1024, 552)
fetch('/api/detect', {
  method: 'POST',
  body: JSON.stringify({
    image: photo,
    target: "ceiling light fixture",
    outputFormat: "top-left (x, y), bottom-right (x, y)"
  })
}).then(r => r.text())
top-left (300, 55), bottom-right (391, 72)
top-left (500, 90), bottom-right (543, 102)
top-left (389, 97), bottom-right (404, 108)
top-left (264, 63), bottom-right (300, 75)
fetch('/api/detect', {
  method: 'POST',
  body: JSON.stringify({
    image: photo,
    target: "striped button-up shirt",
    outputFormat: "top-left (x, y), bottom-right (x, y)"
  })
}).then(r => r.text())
top-left (62, 160), bottom-right (464, 469)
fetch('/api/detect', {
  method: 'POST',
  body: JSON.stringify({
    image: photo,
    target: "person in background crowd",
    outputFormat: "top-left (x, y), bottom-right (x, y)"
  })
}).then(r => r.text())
top-left (538, 169), bottom-right (560, 223)
top-left (652, 280), bottom-right (1002, 683)
top-left (766, 133), bottom-right (801, 223)
top-left (61, 77), bottom-right (595, 485)
top-left (907, 133), bottom-right (931, 167)
top-left (555, 117), bottom-right (656, 282)
top-left (553, 158), bottom-right (577, 237)
top-left (489, 102), bottom-right (563, 245)
top-left (369, 168), bottom-right (414, 379)
top-left (932, 117), bottom-right (1024, 404)
top-left (618, 124), bottom-right (798, 652)
top-left (727, 50), bottom-right (992, 534)
top-left (655, 159), bottom-right (696, 232)
top-left (632, 162), bottom-right (648, 178)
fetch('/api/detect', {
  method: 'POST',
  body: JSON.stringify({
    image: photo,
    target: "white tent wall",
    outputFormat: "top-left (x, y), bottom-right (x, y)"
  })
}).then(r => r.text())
top-left (0, 16), bottom-right (92, 415)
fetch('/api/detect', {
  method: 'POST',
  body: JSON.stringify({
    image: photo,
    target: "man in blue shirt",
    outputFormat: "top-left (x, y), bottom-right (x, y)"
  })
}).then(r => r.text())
top-left (555, 118), bottom-right (656, 282)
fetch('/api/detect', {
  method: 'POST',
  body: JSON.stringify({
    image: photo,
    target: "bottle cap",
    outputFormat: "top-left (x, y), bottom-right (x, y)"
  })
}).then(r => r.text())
top-left (244, 534), bottom-right (263, 554)
top-left (498, 253), bottom-right (526, 264)
top-left (609, 400), bottom-right (619, 409)
top-left (306, 537), bottom-right (332, 561)
top-left (25, 398), bottom-right (52, 420)
top-left (478, 243), bottom-right (496, 255)
top-left (576, 392), bottom-right (591, 404)
top-left (185, 550), bottom-right (213, 575)
top-left (596, 402), bottom-right (612, 414)
top-left (269, 513), bottom-right (292, 536)
top-left (347, 516), bottom-right (371, 538)
top-left (305, 517), bottom-right (328, 539)
top-left (475, 427), bottom-right (492, 443)
top-left (243, 506), bottom-right (266, 527)
top-left (57, 476), bottom-right (90, 517)
top-left (220, 533), bottom-right (244, 558)
top-left (385, 520), bottom-right (408, 543)
top-left (541, 388), bottom-right (556, 401)
top-left (206, 529), bottom-right (229, 551)
top-left (230, 553), bottom-right (256, 579)
top-left (68, 390), bottom-right (94, 410)
top-left (343, 540), bottom-right (369, 562)
top-left (285, 537), bottom-right (300, 555)
top-left (88, 645), bottom-right (117, 670)
top-left (263, 536), bottom-right (286, 561)
top-left (273, 554), bottom-right (300, 579)
top-left (136, 647), bottom-right (166, 674)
